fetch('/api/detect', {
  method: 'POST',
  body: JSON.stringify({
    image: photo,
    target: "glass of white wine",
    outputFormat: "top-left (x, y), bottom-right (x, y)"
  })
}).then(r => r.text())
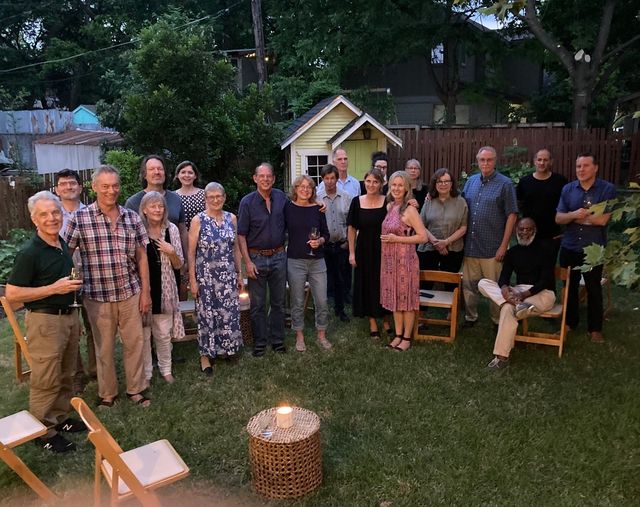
top-left (308, 227), bottom-right (319, 256)
top-left (69, 267), bottom-right (82, 308)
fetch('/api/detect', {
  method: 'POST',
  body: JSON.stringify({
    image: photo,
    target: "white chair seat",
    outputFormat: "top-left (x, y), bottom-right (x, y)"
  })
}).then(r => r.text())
top-left (0, 411), bottom-right (47, 448)
top-left (420, 290), bottom-right (454, 306)
top-left (178, 300), bottom-right (195, 313)
top-left (101, 439), bottom-right (189, 495)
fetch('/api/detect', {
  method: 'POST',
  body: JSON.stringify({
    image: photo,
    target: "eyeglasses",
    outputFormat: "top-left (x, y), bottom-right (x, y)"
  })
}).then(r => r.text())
top-left (436, 180), bottom-right (452, 185)
top-left (374, 165), bottom-right (387, 170)
top-left (297, 185), bottom-right (313, 191)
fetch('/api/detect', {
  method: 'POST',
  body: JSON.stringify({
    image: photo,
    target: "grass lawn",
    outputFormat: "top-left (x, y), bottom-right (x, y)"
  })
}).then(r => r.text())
top-left (0, 288), bottom-right (639, 507)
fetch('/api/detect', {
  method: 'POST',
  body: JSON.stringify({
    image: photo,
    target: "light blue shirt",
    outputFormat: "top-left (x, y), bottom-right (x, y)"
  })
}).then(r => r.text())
top-left (317, 174), bottom-right (361, 198)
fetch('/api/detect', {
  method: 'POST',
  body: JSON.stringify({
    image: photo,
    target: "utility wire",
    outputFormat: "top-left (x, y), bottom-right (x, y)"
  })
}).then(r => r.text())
top-left (0, 2), bottom-right (243, 74)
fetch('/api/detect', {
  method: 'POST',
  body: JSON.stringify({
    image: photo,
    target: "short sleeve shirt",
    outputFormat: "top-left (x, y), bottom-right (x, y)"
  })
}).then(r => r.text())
top-left (8, 234), bottom-right (75, 310)
top-left (557, 178), bottom-right (617, 252)
top-left (463, 171), bottom-right (518, 258)
top-left (65, 203), bottom-right (149, 302)
top-left (418, 196), bottom-right (468, 253)
top-left (316, 188), bottom-right (352, 242)
top-left (237, 189), bottom-right (287, 249)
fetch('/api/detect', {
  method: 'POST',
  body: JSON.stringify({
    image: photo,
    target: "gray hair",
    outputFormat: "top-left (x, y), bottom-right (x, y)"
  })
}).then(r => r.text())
top-left (28, 191), bottom-right (61, 216)
top-left (476, 146), bottom-right (497, 160)
top-left (254, 162), bottom-right (273, 176)
top-left (92, 164), bottom-right (120, 184)
top-left (205, 182), bottom-right (226, 196)
top-left (139, 191), bottom-right (168, 229)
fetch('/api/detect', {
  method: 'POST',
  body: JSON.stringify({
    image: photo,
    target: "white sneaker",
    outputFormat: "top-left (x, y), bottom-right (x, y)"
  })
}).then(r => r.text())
top-left (486, 357), bottom-right (509, 370)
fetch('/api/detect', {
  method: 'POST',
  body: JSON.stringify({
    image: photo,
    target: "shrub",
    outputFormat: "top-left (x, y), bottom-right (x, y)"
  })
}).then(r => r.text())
top-left (0, 229), bottom-right (32, 284)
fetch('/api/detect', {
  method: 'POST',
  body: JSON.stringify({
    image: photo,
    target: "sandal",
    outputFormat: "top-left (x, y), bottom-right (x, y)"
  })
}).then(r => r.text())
top-left (369, 331), bottom-right (380, 338)
top-left (126, 392), bottom-right (151, 407)
top-left (386, 335), bottom-right (402, 349)
top-left (97, 396), bottom-right (117, 408)
top-left (394, 337), bottom-right (412, 352)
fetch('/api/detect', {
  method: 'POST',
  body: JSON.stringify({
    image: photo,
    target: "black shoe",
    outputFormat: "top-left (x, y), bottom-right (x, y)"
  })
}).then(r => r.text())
top-left (37, 434), bottom-right (76, 453)
top-left (55, 418), bottom-right (87, 433)
top-left (252, 347), bottom-right (266, 357)
top-left (272, 344), bottom-right (287, 354)
top-left (462, 320), bottom-right (476, 328)
top-left (337, 312), bottom-right (350, 323)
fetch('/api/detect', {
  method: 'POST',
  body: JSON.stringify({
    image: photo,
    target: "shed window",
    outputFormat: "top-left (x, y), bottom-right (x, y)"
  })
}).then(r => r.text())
top-left (305, 155), bottom-right (329, 185)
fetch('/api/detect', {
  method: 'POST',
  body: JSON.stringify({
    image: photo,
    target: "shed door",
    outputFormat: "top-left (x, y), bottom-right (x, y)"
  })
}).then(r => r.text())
top-left (342, 140), bottom-right (378, 181)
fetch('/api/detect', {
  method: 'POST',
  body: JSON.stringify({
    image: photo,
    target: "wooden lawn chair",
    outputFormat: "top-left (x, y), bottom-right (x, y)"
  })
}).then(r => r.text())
top-left (515, 266), bottom-right (571, 358)
top-left (413, 270), bottom-right (462, 343)
top-left (0, 410), bottom-right (57, 502)
top-left (70, 397), bottom-right (189, 507)
top-left (1, 296), bottom-right (32, 382)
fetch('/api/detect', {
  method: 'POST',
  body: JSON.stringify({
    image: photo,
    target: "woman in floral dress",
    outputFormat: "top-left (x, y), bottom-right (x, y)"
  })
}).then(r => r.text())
top-left (188, 182), bottom-right (243, 375)
top-left (380, 171), bottom-right (428, 351)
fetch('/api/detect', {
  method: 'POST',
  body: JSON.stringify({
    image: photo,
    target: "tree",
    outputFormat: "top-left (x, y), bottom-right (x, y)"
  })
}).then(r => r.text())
top-left (474, 0), bottom-right (640, 129)
top-left (113, 12), bottom-right (280, 199)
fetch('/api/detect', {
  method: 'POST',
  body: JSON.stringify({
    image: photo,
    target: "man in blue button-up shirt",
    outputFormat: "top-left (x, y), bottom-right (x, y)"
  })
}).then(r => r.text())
top-left (462, 146), bottom-right (518, 327)
top-left (556, 153), bottom-right (616, 343)
top-left (238, 162), bottom-right (288, 356)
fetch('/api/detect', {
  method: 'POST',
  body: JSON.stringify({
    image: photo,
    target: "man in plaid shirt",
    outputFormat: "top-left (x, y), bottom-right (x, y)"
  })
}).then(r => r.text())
top-left (65, 165), bottom-right (152, 408)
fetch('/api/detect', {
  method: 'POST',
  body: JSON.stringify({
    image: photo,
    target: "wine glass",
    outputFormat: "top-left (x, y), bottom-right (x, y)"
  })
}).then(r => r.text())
top-left (69, 267), bottom-right (82, 308)
top-left (583, 195), bottom-right (593, 209)
top-left (308, 227), bottom-right (319, 256)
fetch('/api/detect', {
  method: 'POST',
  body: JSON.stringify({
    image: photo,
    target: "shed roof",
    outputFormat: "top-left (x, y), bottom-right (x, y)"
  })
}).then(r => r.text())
top-left (327, 113), bottom-right (403, 148)
top-left (34, 129), bottom-right (122, 146)
top-left (74, 104), bottom-right (97, 114)
top-left (280, 95), bottom-right (362, 149)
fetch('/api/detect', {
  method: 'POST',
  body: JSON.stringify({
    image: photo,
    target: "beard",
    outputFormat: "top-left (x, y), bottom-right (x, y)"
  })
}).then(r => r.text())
top-left (517, 232), bottom-right (536, 246)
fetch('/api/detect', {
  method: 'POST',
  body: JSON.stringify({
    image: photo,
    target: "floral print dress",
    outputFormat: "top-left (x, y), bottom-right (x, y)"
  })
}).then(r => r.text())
top-left (195, 211), bottom-right (242, 357)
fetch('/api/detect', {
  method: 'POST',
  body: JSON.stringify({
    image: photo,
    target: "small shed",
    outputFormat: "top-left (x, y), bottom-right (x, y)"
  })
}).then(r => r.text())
top-left (34, 129), bottom-right (122, 174)
top-left (280, 95), bottom-right (402, 188)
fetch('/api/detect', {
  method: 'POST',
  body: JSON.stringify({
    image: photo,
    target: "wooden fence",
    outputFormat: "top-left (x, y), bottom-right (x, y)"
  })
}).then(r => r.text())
top-left (387, 126), bottom-right (627, 185)
top-left (0, 178), bottom-right (35, 238)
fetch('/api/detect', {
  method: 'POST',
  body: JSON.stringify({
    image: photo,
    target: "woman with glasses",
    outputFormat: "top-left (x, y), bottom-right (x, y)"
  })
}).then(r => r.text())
top-left (380, 171), bottom-right (428, 352)
top-left (285, 175), bottom-right (331, 352)
top-left (188, 182), bottom-right (243, 376)
top-left (417, 168), bottom-right (468, 284)
top-left (139, 192), bottom-right (185, 385)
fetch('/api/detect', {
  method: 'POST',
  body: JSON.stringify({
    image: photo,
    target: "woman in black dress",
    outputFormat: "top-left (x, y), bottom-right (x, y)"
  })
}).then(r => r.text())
top-left (347, 168), bottom-right (391, 337)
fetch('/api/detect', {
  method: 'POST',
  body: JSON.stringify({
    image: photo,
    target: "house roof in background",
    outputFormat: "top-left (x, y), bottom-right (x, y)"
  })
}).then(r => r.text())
top-left (34, 129), bottom-right (122, 146)
top-left (74, 104), bottom-right (97, 114)
top-left (281, 95), bottom-right (362, 149)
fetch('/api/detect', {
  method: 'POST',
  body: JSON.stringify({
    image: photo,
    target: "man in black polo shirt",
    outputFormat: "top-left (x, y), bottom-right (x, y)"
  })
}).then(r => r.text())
top-left (5, 191), bottom-right (86, 453)
top-left (478, 218), bottom-right (556, 370)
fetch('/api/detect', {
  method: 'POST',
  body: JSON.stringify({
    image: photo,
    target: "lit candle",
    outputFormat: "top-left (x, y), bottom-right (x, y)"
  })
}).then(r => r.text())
top-left (239, 291), bottom-right (250, 311)
top-left (276, 406), bottom-right (293, 429)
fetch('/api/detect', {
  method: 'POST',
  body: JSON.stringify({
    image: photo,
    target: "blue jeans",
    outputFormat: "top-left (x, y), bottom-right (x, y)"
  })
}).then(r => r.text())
top-left (287, 258), bottom-right (329, 331)
top-left (248, 251), bottom-right (287, 350)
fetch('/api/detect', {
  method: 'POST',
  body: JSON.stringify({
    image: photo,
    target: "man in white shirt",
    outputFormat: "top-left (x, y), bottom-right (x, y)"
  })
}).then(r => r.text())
top-left (317, 147), bottom-right (360, 197)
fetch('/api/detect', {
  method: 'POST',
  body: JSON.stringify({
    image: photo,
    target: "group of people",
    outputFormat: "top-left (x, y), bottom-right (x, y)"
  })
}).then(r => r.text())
top-left (4, 144), bottom-right (615, 453)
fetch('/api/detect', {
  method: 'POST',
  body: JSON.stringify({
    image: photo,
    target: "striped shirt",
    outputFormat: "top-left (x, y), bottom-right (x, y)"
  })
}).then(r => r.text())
top-left (64, 202), bottom-right (149, 302)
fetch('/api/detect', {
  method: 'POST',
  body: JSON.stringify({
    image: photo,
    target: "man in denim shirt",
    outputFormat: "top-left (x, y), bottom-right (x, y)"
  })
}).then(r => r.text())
top-left (462, 146), bottom-right (518, 327)
top-left (238, 163), bottom-right (288, 356)
top-left (556, 153), bottom-right (616, 343)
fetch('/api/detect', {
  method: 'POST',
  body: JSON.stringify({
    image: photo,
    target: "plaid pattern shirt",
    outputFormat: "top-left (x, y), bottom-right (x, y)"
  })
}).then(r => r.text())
top-left (64, 203), bottom-right (149, 302)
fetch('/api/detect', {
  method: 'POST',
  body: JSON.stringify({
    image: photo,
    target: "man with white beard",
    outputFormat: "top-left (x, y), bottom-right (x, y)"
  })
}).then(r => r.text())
top-left (478, 218), bottom-right (556, 370)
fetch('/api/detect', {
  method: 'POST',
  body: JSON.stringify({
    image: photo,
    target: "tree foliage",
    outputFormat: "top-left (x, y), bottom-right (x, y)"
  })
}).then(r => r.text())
top-left (109, 12), bottom-right (281, 203)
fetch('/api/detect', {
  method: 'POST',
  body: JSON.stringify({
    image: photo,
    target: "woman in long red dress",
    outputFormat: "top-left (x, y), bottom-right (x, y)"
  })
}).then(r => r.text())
top-left (380, 171), bottom-right (428, 351)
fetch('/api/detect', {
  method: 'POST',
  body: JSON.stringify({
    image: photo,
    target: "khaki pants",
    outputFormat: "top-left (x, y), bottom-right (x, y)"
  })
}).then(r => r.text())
top-left (26, 311), bottom-right (79, 437)
top-left (84, 293), bottom-right (146, 399)
top-left (74, 305), bottom-right (97, 381)
top-left (462, 256), bottom-right (503, 324)
top-left (478, 279), bottom-right (556, 358)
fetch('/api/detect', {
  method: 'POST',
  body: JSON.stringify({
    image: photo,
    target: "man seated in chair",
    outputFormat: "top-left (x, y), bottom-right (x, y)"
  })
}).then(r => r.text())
top-left (478, 218), bottom-right (556, 370)
top-left (5, 191), bottom-right (87, 453)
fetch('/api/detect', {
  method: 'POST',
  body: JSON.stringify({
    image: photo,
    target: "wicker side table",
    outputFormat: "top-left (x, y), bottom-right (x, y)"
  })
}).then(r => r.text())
top-left (246, 407), bottom-right (322, 499)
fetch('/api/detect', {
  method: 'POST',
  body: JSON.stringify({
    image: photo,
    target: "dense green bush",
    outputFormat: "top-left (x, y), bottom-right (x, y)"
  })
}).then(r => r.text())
top-left (0, 229), bottom-right (32, 284)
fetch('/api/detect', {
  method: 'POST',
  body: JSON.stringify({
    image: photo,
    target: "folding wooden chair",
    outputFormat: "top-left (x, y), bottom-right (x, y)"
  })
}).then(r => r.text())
top-left (0, 296), bottom-right (32, 383)
top-left (515, 266), bottom-right (571, 358)
top-left (0, 410), bottom-right (57, 502)
top-left (71, 397), bottom-right (189, 507)
top-left (178, 299), bottom-right (197, 340)
top-left (413, 270), bottom-right (462, 343)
